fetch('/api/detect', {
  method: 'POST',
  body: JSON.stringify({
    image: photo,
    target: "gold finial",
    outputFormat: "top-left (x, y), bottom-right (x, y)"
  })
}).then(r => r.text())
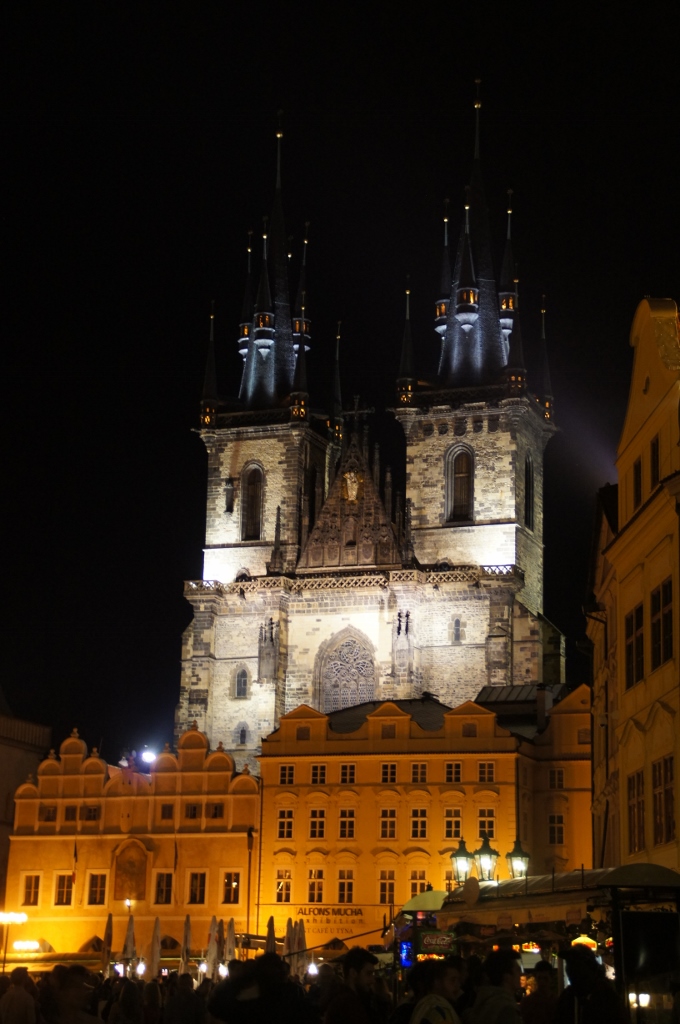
top-left (474, 78), bottom-right (482, 109)
top-left (276, 109), bottom-right (283, 140)
top-left (336, 320), bottom-right (341, 340)
top-left (507, 188), bottom-right (513, 215)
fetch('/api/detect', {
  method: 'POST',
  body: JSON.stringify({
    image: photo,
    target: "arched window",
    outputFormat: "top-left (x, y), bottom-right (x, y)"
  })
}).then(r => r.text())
top-left (241, 466), bottom-right (263, 540)
top-left (239, 729), bottom-right (247, 745)
top-left (453, 618), bottom-right (461, 643)
top-left (446, 448), bottom-right (473, 522)
top-left (235, 670), bottom-right (248, 698)
top-left (524, 453), bottom-right (534, 531)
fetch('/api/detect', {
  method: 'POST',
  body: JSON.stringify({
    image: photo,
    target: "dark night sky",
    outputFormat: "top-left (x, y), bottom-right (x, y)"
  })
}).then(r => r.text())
top-left (4, 5), bottom-right (679, 761)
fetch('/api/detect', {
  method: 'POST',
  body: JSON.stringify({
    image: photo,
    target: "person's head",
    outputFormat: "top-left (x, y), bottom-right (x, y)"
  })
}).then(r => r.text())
top-left (177, 973), bottom-right (195, 992)
top-left (143, 981), bottom-right (161, 1008)
top-left (531, 960), bottom-right (553, 993)
top-left (254, 953), bottom-right (287, 987)
top-left (560, 946), bottom-right (603, 995)
top-left (119, 979), bottom-right (141, 1016)
top-left (227, 959), bottom-right (246, 981)
top-left (482, 950), bottom-right (522, 994)
top-left (406, 962), bottom-right (430, 1002)
top-left (10, 968), bottom-right (29, 989)
top-left (57, 966), bottom-right (95, 1010)
top-left (342, 948), bottom-right (378, 995)
top-left (422, 961), bottom-right (462, 1005)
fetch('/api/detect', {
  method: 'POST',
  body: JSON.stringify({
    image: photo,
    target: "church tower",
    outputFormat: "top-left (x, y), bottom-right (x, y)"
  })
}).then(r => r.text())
top-left (177, 101), bottom-right (564, 765)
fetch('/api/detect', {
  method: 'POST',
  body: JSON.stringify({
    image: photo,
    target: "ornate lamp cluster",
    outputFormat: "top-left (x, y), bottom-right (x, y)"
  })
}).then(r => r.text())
top-left (450, 833), bottom-right (530, 884)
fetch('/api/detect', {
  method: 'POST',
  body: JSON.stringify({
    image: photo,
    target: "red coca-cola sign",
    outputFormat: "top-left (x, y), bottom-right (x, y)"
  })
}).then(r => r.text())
top-left (420, 931), bottom-right (456, 951)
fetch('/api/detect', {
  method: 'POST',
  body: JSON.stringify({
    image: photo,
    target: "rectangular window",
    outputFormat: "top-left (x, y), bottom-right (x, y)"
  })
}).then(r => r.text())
top-left (410, 870), bottom-right (427, 898)
top-left (64, 806), bottom-right (77, 821)
top-left (381, 724), bottom-right (396, 739)
top-left (279, 765), bottom-right (294, 786)
top-left (23, 875), bottom-right (40, 907)
top-left (42, 806), bottom-right (57, 822)
top-left (88, 874), bottom-right (106, 905)
top-left (653, 757), bottom-right (675, 845)
top-left (478, 762), bottom-right (495, 784)
top-left (548, 814), bottom-right (564, 845)
top-left (55, 875), bottom-right (73, 906)
top-left (208, 803), bottom-right (224, 819)
top-left (445, 808), bottom-right (462, 840)
top-left (445, 762), bottom-right (462, 784)
top-left (277, 809), bottom-right (293, 840)
top-left (633, 457), bottom-right (642, 509)
top-left (381, 763), bottom-right (397, 784)
top-left (549, 769), bottom-right (564, 790)
top-left (185, 804), bottom-right (200, 820)
top-left (651, 435), bottom-right (660, 488)
top-left (155, 873), bottom-right (173, 905)
top-left (339, 809), bottom-right (355, 839)
top-left (380, 808), bottom-right (396, 839)
top-left (188, 872), bottom-right (206, 904)
top-left (160, 804), bottom-right (174, 820)
top-left (411, 763), bottom-right (427, 783)
top-left (311, 765), bottom-right (326, 785)
top-left (445, 869), bottom-right (454, 892)
top-left (478, 808), bottom-right (495, 839)
top-left (338, 869), bottom-right (354, 904)
top-left (410, 808), bottom-right (427, 839)
top-left (223, 872), bottom-right (240, 904)
top-left (340, 764), bottom-right (356, 785)
top-left (651, 579), bottom-right (673, 670)
top-left (379, 869), bottom-right (395, 905)
top-left (81, 806), bottom-right (100, 821)
top-left (309, 809), bottom-right (325, 839)
top-left (308, 869), bottom-right (324, 903)
top-left (627, 771), bottom-right (645, 854)
top-left (625, 604), bottom-right (644, 688)
top-left (276, 869), bottom-right (291, 903)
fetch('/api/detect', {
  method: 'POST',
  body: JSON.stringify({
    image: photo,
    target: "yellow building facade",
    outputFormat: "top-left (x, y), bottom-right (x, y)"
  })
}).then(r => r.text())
top-left (589, 298), bottom-right (680, 869)
top-left (5, 725), bottom-right (259, 968)
top-left (256, 692), bottom-right (592, 951)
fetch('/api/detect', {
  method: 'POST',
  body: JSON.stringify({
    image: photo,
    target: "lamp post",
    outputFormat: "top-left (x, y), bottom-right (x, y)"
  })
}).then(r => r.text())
top-left (472, 834), bottom-right (500, 882)
top-left (0, 913), bottom-right (28, 976)
top-left (450, 839), bottom-right (475, 885)
top-left (506, 839), bottom-right (530, 879)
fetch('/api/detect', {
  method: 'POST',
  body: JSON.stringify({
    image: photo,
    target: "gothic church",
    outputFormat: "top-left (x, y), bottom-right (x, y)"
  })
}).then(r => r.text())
top-left (176, 106), bottom-right (563, 764)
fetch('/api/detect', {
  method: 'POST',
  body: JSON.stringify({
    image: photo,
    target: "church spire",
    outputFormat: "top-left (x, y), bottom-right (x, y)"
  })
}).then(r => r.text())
top-left (200, 302), bottom-right (218, 428)
top-left (504, 275), bottom-right (526, 394)
top-left (237, 231), bottom-right (254, 364)
top-left (293, 224), bottom-right (311, 355)
top-left (435, 199), bottom-right (451, 337)
top-left (437, 81), bottom-right (505, 387)
top-left (240, 223), bottom-right (276, 405)
top-left (330, 322), bottom-right (343, 444)
top-left (397, 277), bottom-right (415, 405)
top-left (290, 291), bottom-right (309, 421)
top-left (499, 190), bottom-right (515, 353)
top-left (269, 114), bottom-right (296, 400)
top-left (538, 297), bottom-right (554, 420)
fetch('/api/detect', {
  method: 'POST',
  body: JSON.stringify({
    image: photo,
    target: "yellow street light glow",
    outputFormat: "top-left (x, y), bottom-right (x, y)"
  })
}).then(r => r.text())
top-left (13, 941), bottom-right (40, 951)
top-left (0, 913), bottom-right (28, 925)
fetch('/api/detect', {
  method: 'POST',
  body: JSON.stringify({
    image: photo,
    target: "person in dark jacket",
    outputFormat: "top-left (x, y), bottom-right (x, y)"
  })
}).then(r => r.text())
top-left (555, 946), bottom-right (624, 1024)
top-left (323, 948), bottom-right (385, 1024)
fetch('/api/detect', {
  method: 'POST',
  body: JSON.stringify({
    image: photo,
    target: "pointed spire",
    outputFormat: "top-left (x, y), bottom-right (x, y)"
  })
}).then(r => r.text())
top-left (237, 231), bottom-right (254, 363)
top-left (254, 220), bottom-right (273, 313)
top-left (397, 277), bottom-right (416, 404)
top-left (290, 290), bottom-right (309, 421)
top-left (499, 189), bottom-right (516, 355)
top-left (330, 322), bottom-right (343, 444)
top-left (538, 296), bottom-right (554, 420)
top-left (473, 78), bottom-right (482, 161)
top-left (435, 198), bottom-right (451, 337)
top-left (268, 113), bottom-right (296, 399)
top-left (293, 224), bottom-right (311, 354)
top-left (200, 301), bottom-right (218, 428)
top-left (505, 276), bottom-right (526, 394)
top-left (276, 110), bottom-right (283, 190)
top-left (454, 196), bottom-right (479, 333)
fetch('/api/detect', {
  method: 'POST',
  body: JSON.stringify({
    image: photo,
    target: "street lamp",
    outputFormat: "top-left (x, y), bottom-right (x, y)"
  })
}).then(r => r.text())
top-left (0, 913), bottom-right (28, 976)
top-left (472, 834), bottom-right (500, 881)
top-left (505, 839), bottom-right (530, 879)
top-left (450, 839), bottom-right (475, 884)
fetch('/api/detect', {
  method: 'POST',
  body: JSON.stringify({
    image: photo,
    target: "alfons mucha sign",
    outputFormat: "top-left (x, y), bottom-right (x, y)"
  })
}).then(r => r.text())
top-left (294, 906), bottom-right (371, 939)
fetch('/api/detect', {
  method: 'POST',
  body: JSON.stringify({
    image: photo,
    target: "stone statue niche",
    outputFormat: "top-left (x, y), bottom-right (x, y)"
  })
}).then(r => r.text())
top-left (258, 618), bottom-right (279, 681)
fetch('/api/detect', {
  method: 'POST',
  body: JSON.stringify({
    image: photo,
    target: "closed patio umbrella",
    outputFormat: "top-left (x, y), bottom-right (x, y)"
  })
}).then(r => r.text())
top-left (101, 913), bottom-right (113, 978)
top-left (148, 917), bottom-right (161, 980)
top-left (179, 914), bottom-right (191, 975)
top-left (265, 915), bottom-right (277, 954)
top-left (226, 918), bottom-right (236, 962)
top-left (123, 915), bottom-right (136, 975)
top-left (206, 916), bottom-right (218, 980)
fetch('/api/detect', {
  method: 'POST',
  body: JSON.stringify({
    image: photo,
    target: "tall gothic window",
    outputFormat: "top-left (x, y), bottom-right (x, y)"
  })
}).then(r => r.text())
top-left (446, 448), bottom-right (473, 522)
top-left (524, 453), bottom-right (534, 530)
top-left (242, 466), bottom-right (263, 540)
top-left (322, 635), bottom-right (375, 712)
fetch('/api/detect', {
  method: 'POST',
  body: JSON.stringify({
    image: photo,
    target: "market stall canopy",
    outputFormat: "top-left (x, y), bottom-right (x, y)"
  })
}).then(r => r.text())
top-left (402, 890), bottom-right (449, 912)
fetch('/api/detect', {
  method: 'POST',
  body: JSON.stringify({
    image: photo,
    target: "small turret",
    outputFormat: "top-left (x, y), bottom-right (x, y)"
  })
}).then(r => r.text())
top-left (435, 199), bottom-right (451, 337)
top-left (200, 302), bottom-right (218, 428)
top-left (293, 224), bottom-right (311, 356)
top-left (252, 222), bottom-right (275, 355)
top-left (498, 190), bottom-right (515, 346)
top-left (397, 278), bottom-right (415, 405)
top-left (537, 297), bottom-right (554, 421)
top-left (237, 232), bottom-right (254, 364)
top-left (454, 200), bottom-right (479, 332)
top-left (290, 291), bottom-right (309, 421)
top-left (504, 277), bottom-right (526, 394)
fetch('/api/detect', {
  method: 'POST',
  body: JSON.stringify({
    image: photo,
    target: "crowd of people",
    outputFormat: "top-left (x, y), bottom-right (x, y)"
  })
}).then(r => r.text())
top-left (0, 944), bottom-right (628, 1024)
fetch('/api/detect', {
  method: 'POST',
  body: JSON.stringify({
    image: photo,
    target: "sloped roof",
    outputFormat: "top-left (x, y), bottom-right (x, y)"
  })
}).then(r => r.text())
top-left (328, 695), bottom-right (452, 734)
